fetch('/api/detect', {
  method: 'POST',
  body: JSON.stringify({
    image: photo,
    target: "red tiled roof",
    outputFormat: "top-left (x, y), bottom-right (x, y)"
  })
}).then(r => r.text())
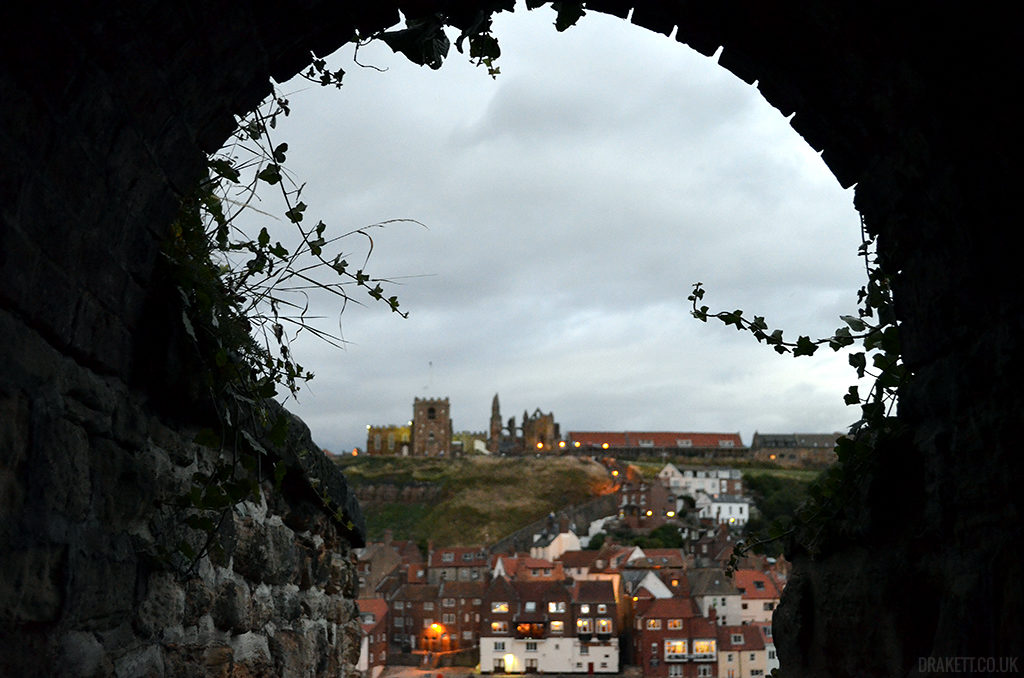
top-left (717, 624), bottom-right (766, 651)
top-left (556, 550), bottom-right (602, 569)
top-left (636, 597), bottom-right (700, 619)
top-left (568, 431), bottom-right (745, 448)
top-left (357, 598), bottom-right (389, 632)
top-left (732, 569), bottom-right (781, 600)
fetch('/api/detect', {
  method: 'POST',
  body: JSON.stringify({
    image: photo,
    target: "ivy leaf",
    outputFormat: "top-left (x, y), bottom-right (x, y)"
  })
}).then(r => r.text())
top-left (285, 202), bottom-right (306, 224)
top-left (257, 164), bottom-right (281, 185)
top-left (843, 385), bottom-right (860, 405)
top-left (272, 143), bottom-right (288, 163)
top-left (793, 336), bottom-right (819, 357)
top-left (209, 158), bottom-right (240, 183)
top-left (849, 352), bottom-right (867, 377)
top-left (841, 314), bottom-right (867, 332)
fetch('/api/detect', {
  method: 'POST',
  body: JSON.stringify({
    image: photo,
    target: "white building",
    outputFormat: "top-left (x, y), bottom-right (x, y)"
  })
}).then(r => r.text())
top-left (694, 492), bottom-right (751, 526)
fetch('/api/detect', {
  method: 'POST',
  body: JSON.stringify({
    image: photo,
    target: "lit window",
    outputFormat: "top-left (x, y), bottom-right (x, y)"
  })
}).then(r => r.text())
top-left (580, 604), bottom-right (590, 614)
top-left (646, 619), bottom-right (662, 630)
top-left (692, 639), bottom-right (716, 659)
top-left (664, 640), bottom-right (687, 661)
top-left (491, 602), bottom-right (509, 613)
top-left (551, 621), bottom-right (564, 633)
top-left (597, 604), bottom-right (607, 614)
top-left (668, 619), bottom-right (683, 630)
top-left (596, 618), bottom-right (612, 634)
top-left (525, 601), bottom-right (536, 612)
top-left (491, 621), bottom-right (508, 634)
top-left (548, 601), bottom-right (566, 613)
top-left (577, 618), bottom-right (593, 633)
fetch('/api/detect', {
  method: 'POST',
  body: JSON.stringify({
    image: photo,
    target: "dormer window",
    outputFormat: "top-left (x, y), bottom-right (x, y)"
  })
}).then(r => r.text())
top-left (677, 439), bottom-right (693, 447)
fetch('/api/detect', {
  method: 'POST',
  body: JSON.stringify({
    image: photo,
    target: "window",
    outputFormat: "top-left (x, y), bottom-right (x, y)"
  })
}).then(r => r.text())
top-left (474, 598), bottom-right (482, 606)
top-left (491, 622), bottom-right (508, 633)
top-left (698, 667), bottom-right (713, 677)
top-left (639, 439), bottom-right (654, 447)
top-left (692, 639), bottom-right (716, 659)
top-left (664, 640), bottom-right (687, 661)
top-left (764, 602), bottom-right (775, 611)
top-left (443, 614), bottom-right (455, 624)
top-left (494, 641), bottom-right (505, 651)
top-left (667, 619), bottom-right (683, 630)
top-left (526, 642), bottom-right (537, 652)
top-left (442, 552), bottom-right (454, 562)
top-left (742, 603), bottom-right (748, 609)
top-left (463, 552), bottom-right (475, 561)
top-left (577, 618), bottom-right (593, 633)
top-left (669, 666), bottom-right (683, 677)
top-left (443, 598), bottom-right (455, 607)
top-left (597, 604), bottom-right (607, 614)
top-left (599, 663), bottom-right (607, 669)
top-left (731, 634), bottom-right (744, 644)
top-left (677, 439), bottom-right (692, 447)
top-left (579, 604), bottom-right (590, 614)
top-left (423, 619), bottom-right (433, 628)
top-left (395, 618), bottom-right (404, 627)
top-left (719, 440), bottom-right (734, 448)
top-left (526, 659), bottom-right (538, 670)
top-left (596, 618), bottom-right (612, 634)
top-left (550, 621), bottom-right (564, 633)
top-left (524, 601), bottom-right (536, 612)
top-left (754, 580), bottom-right (766, 590)
top-left (427, 407), bottom-right (436, 420)
top-left (580, 645), bottom-right (589, 655)
top-left (768, 649), bottom-right (777, 659)
top-left (423, 602), bottom-right (434, 610)
top-left (395, 601), bottom-right (404, 610)
top-left (493, 659), bottom-right (505, 672)
top-left (751, 671), bottom-right (764, 677)
top-left (462, 631), bottom-right (473, 640)
top-left (491, 602), bottom-right (509, 613)
top-left (548, 601), bottom-right (566, 613)
top-left (645, 619), bottom-right (662, 630)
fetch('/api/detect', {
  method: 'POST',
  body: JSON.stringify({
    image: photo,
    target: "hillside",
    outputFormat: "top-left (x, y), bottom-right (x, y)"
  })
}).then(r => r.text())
top-left (333, 455), bottom-right (615, 547)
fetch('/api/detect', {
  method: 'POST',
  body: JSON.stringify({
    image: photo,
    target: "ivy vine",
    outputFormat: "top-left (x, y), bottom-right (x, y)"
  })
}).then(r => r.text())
top-left (689, 215), bottom-right (909, 567)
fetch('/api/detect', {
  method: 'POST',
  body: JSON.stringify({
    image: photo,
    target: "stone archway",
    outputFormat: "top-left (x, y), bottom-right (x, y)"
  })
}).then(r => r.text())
top-left (1, 2), bottom-right (1019, 676)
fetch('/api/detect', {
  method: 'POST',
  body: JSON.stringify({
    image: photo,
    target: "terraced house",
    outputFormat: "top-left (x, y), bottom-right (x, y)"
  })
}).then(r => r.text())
top-left (480, 577), bottom-right (619, 673)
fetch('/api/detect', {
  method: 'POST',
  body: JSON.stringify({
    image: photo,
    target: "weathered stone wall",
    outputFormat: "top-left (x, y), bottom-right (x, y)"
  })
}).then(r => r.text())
top-left (0, 307), bottom-right (366, 676)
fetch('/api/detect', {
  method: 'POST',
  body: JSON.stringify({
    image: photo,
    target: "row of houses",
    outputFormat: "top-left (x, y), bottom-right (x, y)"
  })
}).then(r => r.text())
top-left (356, 533), bottom-right (786, 677)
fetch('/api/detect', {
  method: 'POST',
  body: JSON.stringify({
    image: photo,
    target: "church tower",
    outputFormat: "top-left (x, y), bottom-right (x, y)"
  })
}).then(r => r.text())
top-left (412, 397), bottom-right (451, 457)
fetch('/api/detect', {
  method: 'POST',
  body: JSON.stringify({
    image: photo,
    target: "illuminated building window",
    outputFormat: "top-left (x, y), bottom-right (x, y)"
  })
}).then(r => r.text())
top-left (548, 601), bottom-right (566, 613)
top-left (550, 621), bottom-right (564, 633)
top-left (596, 618), bottom-right (612, 634)
top-left (646, 619), bottom-right (662, 630)
top-left (579, 605), bottom-right (590, 614)
top-left (491, 602), bottom-right (509, 613)
top-left (577, 618), bottom-right (593, 633)
top-left (664, 640), bottom-right (687, 661)
top-left (668, 619), bottom-right (683, 630)
top-left (692, 639), bottom-right (716, 659)
top-left (491, 621), bottom-right (508, 634)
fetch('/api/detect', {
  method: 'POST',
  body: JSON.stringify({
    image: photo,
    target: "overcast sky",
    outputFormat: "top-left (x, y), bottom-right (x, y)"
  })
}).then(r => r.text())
top-left (232, 4), bottom-right (866, 454)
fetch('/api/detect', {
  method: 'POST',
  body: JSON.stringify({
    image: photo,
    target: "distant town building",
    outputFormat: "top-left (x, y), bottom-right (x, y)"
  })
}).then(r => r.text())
top-left (568, 431), bottom-right (746, 459)
top-left (749, 432), bottom-right (841, 467)
top-left (366, 424), bottom-right (411, 456)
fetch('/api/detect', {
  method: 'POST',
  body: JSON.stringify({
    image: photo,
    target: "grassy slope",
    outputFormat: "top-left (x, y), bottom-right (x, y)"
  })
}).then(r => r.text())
top-left (335, 455), bottom-right (614, 546)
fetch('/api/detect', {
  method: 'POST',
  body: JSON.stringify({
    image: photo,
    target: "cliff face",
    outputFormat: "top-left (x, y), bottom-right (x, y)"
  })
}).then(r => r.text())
top-left (1, 2), bottom-right (1020, 676)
